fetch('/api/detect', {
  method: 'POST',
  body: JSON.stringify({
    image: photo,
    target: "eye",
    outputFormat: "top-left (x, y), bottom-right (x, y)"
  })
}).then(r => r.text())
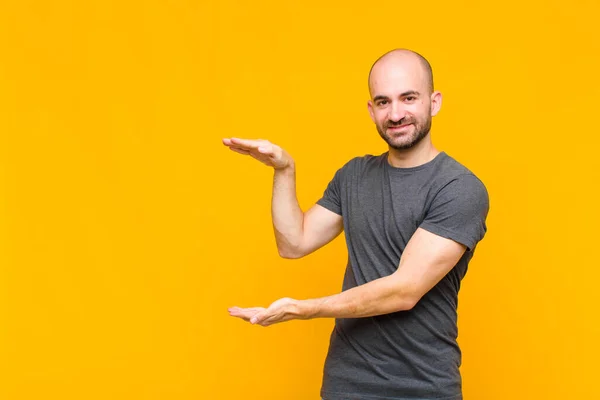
top-left (377, 100), bottom-right (388, 106)
top-left (405, 96), bottom-right (417, 102)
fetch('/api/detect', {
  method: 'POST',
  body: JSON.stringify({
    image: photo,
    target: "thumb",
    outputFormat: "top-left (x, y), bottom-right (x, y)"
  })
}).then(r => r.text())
top-left (250, 311), bottom-right (266, 325)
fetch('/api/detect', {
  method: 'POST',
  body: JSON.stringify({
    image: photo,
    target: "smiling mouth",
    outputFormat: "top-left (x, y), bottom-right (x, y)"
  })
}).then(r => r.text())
top-left (387, 123), bottom-right (412, 131)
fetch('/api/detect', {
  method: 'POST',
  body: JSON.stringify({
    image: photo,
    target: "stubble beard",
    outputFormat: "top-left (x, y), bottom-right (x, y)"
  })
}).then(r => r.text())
top-left (377, 116), bottom-right (432, 151)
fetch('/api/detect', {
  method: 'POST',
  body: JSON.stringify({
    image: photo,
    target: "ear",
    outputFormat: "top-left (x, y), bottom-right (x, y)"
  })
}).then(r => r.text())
top-left (430, 91), bottom-right (442, 117)
top-left (367, 100), bottom-right (376, 123)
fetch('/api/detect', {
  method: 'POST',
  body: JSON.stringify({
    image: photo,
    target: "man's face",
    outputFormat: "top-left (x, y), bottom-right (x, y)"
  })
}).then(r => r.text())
top-left (368, 61), bottom-right (440, 150)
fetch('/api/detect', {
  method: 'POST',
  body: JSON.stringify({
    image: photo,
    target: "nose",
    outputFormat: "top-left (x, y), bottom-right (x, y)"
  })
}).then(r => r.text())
top-left (388, 101), bottom-right (407, 122)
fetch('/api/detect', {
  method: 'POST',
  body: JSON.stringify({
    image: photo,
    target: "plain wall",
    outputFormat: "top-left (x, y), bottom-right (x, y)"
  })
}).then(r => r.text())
top-left (1, 1), bottom-right (598, 399)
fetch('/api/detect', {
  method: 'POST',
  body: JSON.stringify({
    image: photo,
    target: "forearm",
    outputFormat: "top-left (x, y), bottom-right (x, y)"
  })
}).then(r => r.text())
top-left (301, 274), bottom-right (416, 319)
top-left (271, 164), bottom-right (305, 257)
top-left (234, 272), bottom-right (419, 327)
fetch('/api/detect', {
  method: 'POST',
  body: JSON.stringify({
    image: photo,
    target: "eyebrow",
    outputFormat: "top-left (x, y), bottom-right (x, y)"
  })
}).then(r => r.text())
top-left (373, 91), bottom-right (421, 102)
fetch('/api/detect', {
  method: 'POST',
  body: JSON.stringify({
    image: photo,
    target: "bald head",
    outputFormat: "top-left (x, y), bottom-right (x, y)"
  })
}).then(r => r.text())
top-left (368, 49), bottom-right (434, 96)
top-left (366, 49), bottom-right (442, 152)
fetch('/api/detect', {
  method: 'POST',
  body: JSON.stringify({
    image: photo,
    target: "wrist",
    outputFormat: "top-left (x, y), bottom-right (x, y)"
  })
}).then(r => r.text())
top-left (274, 160), bottom-right (295, 174)
top-left (296, 298), bottom-right (321, 320)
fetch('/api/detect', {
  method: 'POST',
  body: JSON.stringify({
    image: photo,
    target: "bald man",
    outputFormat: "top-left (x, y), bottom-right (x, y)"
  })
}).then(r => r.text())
top-left (223, 49), bottom-right (489, 400)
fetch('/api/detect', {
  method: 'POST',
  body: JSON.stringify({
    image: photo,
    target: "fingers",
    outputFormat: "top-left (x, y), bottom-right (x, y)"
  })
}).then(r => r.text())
top-left (223, 137), bottom-right (276, 158)
top-left (227, 306), bottom-right (272, 326)
top-left (228, 306), bottom-right (264, 322)
top-left (228, 297), bottom-right (298, 327)
top-left (226, 138), bottom-right (266, 150)
top-left (250, 305), bottom-right (282, 326)
top-left (228, 306), bottom-right (263, 315)
top-left (255, 142), bottom-right (274, 155)
top-left (250, 312), bottom-right (264, 325)
top-left (224, 138), bottom-right (278, 155)
top-left (228, 146), bottom-right (250, 155)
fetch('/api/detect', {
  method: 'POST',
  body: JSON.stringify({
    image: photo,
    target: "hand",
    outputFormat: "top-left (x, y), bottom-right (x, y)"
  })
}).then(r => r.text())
top-left (222, 138), bottom-right (293, 170)
top-left (228, 297), bottom-right (305, 327)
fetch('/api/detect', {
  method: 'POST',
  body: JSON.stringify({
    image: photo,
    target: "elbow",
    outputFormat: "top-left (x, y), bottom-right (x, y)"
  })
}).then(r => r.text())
top-left (398, 297), bottom-right (418, 311)
top-left (277, 246), bottom-right (303, 259)
top-left (389, 277), bottom-right (422, 312)
top-left (392, 286), bottom-right (420, 312)
top-left (276, 236), bottom-right (308, 259)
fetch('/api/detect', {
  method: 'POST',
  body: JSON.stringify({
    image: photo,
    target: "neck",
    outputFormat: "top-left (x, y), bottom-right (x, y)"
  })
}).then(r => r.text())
top-left (387, 136), bottom-right (440, 168)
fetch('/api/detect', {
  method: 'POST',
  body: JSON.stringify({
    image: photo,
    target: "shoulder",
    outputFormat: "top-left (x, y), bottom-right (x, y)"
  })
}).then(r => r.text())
top-left (337, 152), bottom-right (387, 175)
top-left (433, 153), bottom-right (489, 205)
top-left (435, 153), bottom-right (486, 185)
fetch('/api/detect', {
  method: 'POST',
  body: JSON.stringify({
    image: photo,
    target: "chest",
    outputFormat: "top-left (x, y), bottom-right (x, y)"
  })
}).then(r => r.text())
top-left (342, 170), bottom-right (435, 247)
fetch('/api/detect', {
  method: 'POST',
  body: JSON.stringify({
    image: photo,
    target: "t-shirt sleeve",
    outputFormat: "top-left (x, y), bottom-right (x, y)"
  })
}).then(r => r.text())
top-left (316, 165), bottom-right (345, 216)
top-left (419, 174), bottom-right (489, 251)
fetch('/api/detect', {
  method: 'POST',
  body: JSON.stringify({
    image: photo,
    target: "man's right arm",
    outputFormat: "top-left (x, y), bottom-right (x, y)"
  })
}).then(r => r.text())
top-left (271, 165), bottom-right (343, 259)
top-left (223, 137), bottom-right (343, 259)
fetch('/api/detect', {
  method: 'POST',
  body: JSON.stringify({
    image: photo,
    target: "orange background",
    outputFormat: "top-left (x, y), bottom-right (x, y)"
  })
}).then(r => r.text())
top-left (1, 1), bottom-right (599, 399)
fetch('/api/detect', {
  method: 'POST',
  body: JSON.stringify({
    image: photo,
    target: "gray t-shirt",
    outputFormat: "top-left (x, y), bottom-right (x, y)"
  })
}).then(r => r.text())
top-left (316, 151), bottom-right (489, 400)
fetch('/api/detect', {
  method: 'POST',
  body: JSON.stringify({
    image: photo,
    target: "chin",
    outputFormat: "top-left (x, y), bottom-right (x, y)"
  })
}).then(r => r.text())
top-left (391, 136), bottom-right (416, 147)
top-left (390, 135), bottom-right (423, 150)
